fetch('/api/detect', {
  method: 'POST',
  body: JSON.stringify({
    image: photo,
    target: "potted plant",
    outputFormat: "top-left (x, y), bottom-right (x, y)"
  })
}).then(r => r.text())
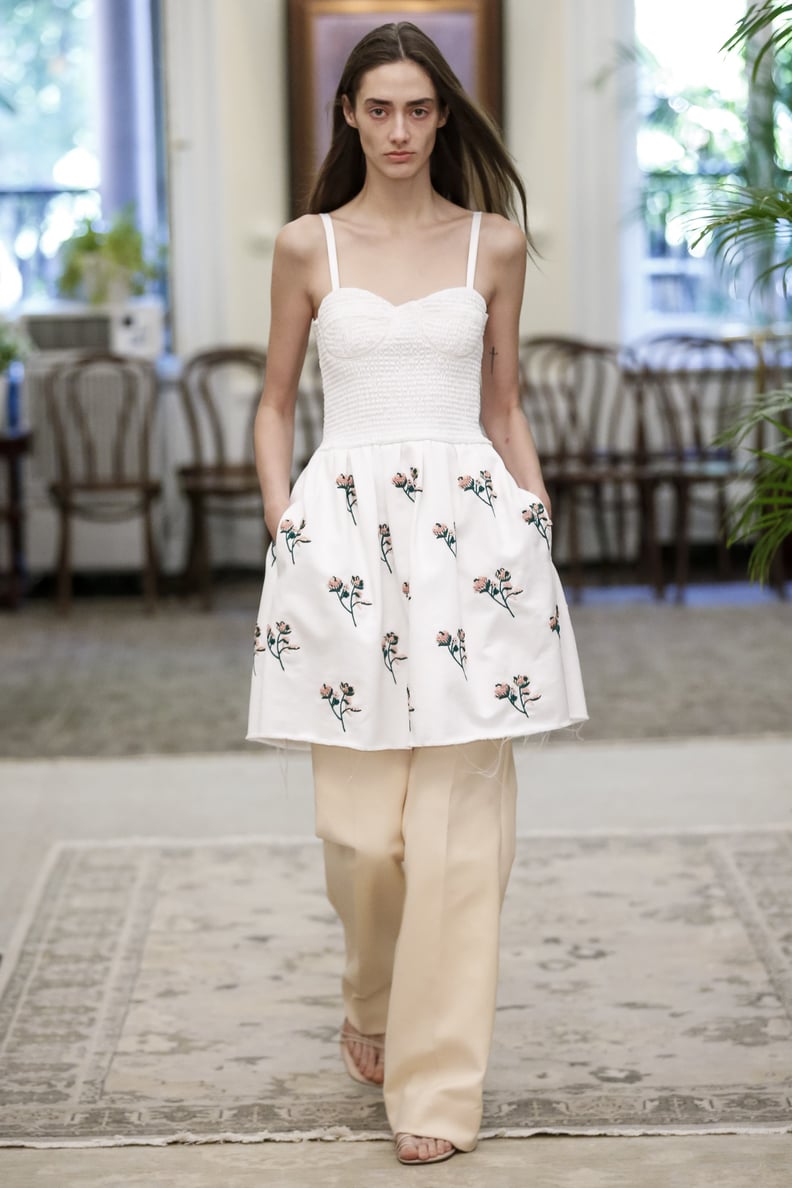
top-left (694, 2), bottom-right (792, 584)
top-left (57, 205), bottom-right (157, 305)
top-left (0, 318), bottom-right (28, 431)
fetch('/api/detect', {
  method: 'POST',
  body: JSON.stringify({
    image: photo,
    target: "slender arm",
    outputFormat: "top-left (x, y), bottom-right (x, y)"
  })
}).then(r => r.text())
top-left (479, 217), bottom-right (551, 516)
top-left (254, 218), bottom-right (316, 539)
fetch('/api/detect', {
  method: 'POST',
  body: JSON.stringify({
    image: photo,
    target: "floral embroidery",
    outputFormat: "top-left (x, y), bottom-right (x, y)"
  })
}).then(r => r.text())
top-left (437, 627), bottom-right (467, 680)
top-left (458, 469), bottom-right (496, 514)
top-left (379, 522), bottom-right (393, 572)
top-left (407, 685), bottom-right (414, 730)
top-left (328, 574), bottom-right (371, 626)
top-left (382, 631), bottom-right (407, 684)
top-left (402, 581), bottom-right (411, 600)
top-left (432, 521), bottom-right (457, 556)
top-left (253, 624), bottom-right (266, 674)
top-left (494, 674), bottom-right (542, 717)
top-left (265, 620), bottom-right (300, 671)
top-left (522, 502), bottom-right (551, 549)
top-left (336, 473), bottom-right (357, 524)
top-left (320, 681), bottom-right (361, 732)
top-left (392, 467), bottom-right (422, 502)
top-left (549, 605), bottom-right (561, 635)
top-left (473, 568), bottom-right (523, 618)
top-left (279, 517), bottom-right (311, 564)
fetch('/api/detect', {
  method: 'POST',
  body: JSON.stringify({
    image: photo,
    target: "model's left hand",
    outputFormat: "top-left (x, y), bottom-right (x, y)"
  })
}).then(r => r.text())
top-left (535, 485), bottom-right (552, 522)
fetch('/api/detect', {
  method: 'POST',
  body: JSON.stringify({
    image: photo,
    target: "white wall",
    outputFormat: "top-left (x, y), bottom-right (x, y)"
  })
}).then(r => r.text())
top-left (163, 0), bottom-right (635, 353)
top-left (163, 0), bottom-right (287, 356)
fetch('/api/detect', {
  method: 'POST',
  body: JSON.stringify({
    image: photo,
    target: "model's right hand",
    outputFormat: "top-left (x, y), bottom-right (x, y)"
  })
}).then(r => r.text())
top-left (265, 503), bottom-right (289, 543)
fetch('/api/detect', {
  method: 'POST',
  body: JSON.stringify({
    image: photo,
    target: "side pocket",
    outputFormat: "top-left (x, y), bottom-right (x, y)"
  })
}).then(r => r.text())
top-left (275, 500), bottom-right (309, 568)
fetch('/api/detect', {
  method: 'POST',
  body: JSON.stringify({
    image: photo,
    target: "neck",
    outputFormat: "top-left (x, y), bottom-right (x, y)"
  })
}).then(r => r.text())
top-left (347, 167), bottom-right (442, 229)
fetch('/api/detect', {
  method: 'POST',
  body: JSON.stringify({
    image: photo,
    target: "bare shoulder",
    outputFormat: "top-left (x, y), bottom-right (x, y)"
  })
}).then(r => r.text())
top-left (480, 212), bottom-right (527, 264)
top-left (274, 214), bottom-right (325, 265)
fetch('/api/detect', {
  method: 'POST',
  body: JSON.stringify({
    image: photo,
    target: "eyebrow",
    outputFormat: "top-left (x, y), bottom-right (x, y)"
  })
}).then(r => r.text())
top-left (362, 97), bottom-right (435, 107)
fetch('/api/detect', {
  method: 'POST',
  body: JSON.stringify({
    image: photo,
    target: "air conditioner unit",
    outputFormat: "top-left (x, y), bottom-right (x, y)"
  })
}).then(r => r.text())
top-left (18, 296), bottom-right (165, 358)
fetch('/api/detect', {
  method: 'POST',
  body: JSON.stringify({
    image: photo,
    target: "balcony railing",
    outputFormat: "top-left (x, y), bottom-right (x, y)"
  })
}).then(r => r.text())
top-left (0, 185), bottom-right (102, 309)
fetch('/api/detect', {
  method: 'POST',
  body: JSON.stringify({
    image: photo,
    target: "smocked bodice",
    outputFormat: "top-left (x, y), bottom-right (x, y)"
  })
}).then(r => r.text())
top-left (312, 211), bottom-right (489, 447)
top-left (314, 285), bottom-right (488, 447)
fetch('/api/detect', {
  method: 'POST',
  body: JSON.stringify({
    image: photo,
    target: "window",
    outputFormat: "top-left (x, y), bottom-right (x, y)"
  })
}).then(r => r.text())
top-left (634, 0), bottom-right (791, 332)
top-left (0, 0), bottom-right (167, 311)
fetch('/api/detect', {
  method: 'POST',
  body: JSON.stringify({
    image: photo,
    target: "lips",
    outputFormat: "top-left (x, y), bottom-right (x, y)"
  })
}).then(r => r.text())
top-left (386, 152), bottom-right (413, 161)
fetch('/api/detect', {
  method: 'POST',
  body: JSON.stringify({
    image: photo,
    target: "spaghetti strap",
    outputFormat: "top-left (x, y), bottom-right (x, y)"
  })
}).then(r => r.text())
top-left (465, 211), bottom-right (482, 289)
top-left (320, 212), bottom-right (340, 291)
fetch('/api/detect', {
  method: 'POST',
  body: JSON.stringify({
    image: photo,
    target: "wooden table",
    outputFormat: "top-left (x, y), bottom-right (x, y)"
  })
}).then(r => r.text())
top-left (0, 429), bottom-right (33, 609)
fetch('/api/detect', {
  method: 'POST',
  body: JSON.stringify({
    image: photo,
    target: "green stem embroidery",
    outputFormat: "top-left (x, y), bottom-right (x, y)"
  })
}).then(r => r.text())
top-left (436, 628), bottom-right (468, 680)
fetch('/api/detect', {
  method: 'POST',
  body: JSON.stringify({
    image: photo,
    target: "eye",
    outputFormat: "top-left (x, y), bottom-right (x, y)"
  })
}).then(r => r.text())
top-left (412, 107), bottom-right (429, 118)
top-left (369, 106), bottom-right (387, 118)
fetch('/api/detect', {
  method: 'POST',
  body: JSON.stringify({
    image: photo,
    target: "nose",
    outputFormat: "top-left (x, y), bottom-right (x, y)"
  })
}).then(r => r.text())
top-left (390, 113), bottom-right (409, 144)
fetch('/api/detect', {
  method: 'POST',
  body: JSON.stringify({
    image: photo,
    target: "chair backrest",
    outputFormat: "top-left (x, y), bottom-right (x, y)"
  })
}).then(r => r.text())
top-left (753, 332), bottom-right (792, 396)
top-left (519, 336), bottom-right (643, 463)
top-left (44, 352), bottom-right (158, 487)
top-left (632, 334), bottom-right (757, 458)
top-left (180, 347), bottom-right (268, 469)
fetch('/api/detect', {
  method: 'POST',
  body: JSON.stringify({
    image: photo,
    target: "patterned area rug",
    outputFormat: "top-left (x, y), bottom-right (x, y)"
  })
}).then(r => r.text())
top-left (1, 831), bottom-right (791, 1147)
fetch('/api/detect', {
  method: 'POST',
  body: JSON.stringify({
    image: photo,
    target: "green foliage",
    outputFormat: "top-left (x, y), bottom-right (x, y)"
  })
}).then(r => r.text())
top-left (0, 0), bottom-right (97, 186)
top-left (0, 319), bottom-right (28, 373)
top-left (716, 386), bottom-right (792, 583)
top-left (691, 183), bottom-right (792, 290)
top-left (697, 4), bottom-right (792, 583)
top-left (58, 206), bottom-right (156, 303)
top-left (724, 2), bottom-right (792, 79)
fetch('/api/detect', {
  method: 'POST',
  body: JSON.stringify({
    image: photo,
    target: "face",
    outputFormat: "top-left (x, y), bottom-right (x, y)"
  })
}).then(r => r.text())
top-left (342, 60), bottom-right (447, 179)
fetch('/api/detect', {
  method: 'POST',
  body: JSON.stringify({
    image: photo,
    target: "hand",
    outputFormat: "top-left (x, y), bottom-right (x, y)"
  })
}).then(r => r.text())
top-left (536, 486), bottom-right (552, 522)
top-left (265, 502), bottom-right (289, 542)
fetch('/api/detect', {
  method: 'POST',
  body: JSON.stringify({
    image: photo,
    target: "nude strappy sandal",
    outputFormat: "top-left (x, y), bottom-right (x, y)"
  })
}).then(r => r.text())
top-left (339, 1019), bottom-right (385, 1087)
top-left (395, 1133), bottom-right (458, 1165)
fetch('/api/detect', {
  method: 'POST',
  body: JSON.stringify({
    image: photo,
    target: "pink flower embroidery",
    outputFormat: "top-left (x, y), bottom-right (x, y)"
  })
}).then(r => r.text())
top-left (494, 674), bottom-right (542, 717)
top-left (432, 521), bottom-right (457, 556)
top-left (336, 473), bottom-right (358, 524)
top-left (320, 682), bottom-right (361, 732)
top-left (381, 632), bottom-right (407, 684)
top-left (391, 467), bottom-right (422, 501)
top-left (473, 568), bottom-right (523, 617)
top-left (458, 470), bottom-right (496, 513)
top-left (436, 628), bottom-right (467, 678)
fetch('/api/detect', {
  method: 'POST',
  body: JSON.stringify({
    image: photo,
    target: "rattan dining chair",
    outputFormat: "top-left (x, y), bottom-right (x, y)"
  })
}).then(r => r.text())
top-left (519, 335), bottom-right (661, 598)
top-left (633, 334), bottom-right (757, 600)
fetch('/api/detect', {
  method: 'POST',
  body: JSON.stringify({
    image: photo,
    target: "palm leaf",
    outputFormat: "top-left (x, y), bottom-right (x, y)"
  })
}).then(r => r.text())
top-left (717, 382), bottom-right (792, 583)
top-left (688, 185), bottom-right (792, 291)
top-left (723, 3), bottom-right (792, 79)
top-left (716, 389), bottom-right (792, 445)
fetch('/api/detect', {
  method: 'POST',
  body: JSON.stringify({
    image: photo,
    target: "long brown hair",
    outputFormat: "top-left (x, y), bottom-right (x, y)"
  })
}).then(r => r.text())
top-left (308, 22), bottom-right (532, 244)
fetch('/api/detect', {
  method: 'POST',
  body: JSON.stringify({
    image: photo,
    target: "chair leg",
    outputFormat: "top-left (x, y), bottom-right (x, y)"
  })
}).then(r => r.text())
top-left (141, 500), bottom-right (159, 613)
top-left (715, 483), bottom-right (731, 581)
top-left (184, 492), bottom-right (212, 610)
top-left (644, 480), bottom-right (664, 600)
top-left (56, 505), bottom-right (72, 614)
top-left (568, 486), bottom-right (583, 603)
top-left (590, 483), bottom-right (610, 584)
top-left (673, 480), bottom-right (690, 604)
top-left (194, 494), bottom-right (212, 610)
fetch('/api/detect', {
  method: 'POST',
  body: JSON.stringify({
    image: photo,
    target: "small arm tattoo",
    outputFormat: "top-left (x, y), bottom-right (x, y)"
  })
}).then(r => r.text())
top-left (488, 346), bottom-right (498, 374)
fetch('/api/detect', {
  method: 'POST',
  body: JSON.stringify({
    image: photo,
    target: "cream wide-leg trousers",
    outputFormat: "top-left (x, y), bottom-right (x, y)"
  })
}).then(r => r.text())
top-left (311, 738), bottom-right (518, 1153)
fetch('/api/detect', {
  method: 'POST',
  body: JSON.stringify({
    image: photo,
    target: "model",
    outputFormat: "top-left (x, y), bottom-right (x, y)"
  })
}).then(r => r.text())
top-left (248, 20), bottom-right (587, 1166)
